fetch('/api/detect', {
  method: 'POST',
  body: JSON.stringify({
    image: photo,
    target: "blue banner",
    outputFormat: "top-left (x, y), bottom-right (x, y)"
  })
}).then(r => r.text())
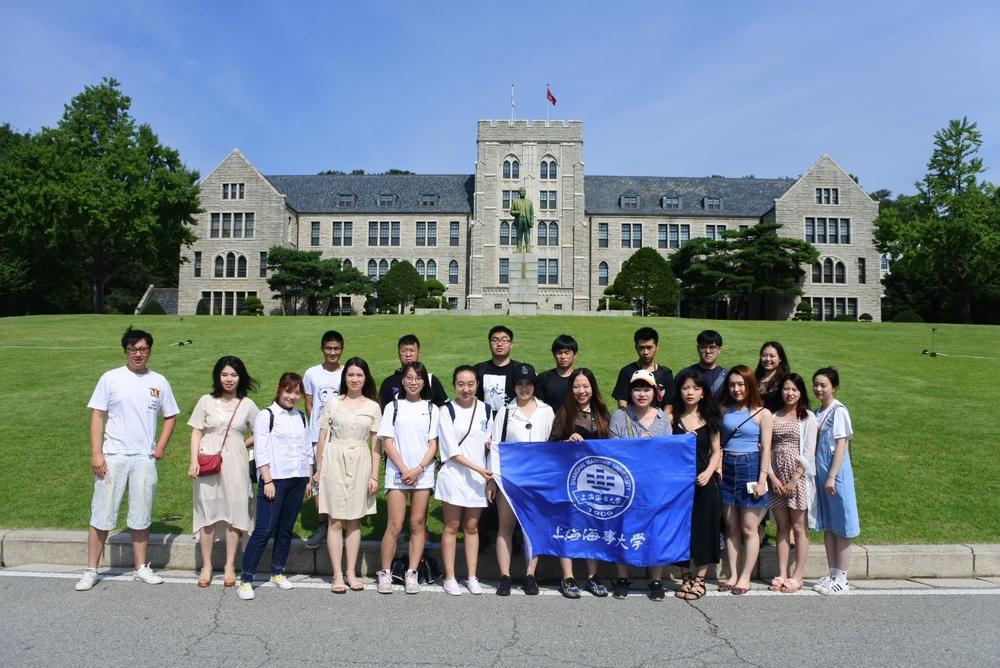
top-left (493, 435), bottom-right (696, 567)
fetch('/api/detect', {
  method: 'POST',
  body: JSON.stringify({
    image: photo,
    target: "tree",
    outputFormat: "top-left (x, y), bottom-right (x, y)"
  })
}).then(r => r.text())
top-left (608, 247), bottom-right (680, 316)
top-left (265, 246), bottom-right (371, 315)
top-left (874, 118), bottom-right (1000, 323)
top-left (0, 79), bottom-right (201, 313)
top-left (671, 223), bottom-right (818, 320)
top-left (240, 295), bottom-right (264, 316)
top-left (377, 261), bottom-right (425, 313)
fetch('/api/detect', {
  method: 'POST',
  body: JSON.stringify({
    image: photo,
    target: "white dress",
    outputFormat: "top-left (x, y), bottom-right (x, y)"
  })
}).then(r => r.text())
top-left (435, 401), bottom-right (493, 508)
top-left (376, 399), bottom-right (439, 490)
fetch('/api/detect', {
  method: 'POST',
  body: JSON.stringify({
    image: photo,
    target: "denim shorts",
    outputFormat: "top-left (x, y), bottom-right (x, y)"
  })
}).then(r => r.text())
top-left (90, 453), bottom-right (158, 530)
top-left (720, 451), bottom-right (769, 509)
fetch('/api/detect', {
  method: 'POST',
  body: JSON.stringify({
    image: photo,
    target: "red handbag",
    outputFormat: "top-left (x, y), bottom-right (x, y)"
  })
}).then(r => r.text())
top-left (197, 399), bottom-right (241, 477)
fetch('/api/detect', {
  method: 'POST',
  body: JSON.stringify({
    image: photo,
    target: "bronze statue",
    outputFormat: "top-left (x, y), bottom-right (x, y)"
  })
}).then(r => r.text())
top-left (510, 187), bottom-right (534, 253)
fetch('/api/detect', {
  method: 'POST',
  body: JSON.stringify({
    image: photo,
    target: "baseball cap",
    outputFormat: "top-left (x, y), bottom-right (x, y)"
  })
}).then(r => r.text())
top-left (629, 369), bottom-right (656, 387)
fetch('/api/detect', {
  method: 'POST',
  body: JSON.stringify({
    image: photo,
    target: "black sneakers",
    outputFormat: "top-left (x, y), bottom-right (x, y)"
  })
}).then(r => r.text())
top-left (648, 579), bottom-right (665, 601)
top-left (522, 574), bottom-right (539, 595)
top-left (586, 575), bottom-right (608, 597)
top-left (613, 577), bottom-right (631, 599)
top-left (560, 578), bottom-right (581, 599)
top-left (496, 575), bottom-right (511, 596)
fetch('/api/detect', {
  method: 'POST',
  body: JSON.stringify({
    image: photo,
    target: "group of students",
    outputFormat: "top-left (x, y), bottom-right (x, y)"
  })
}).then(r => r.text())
top-left (76, 324), bottom-right (859, 600)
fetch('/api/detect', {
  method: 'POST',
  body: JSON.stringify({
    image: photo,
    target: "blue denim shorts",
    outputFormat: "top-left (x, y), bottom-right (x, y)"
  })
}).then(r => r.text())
top-left (720, 451), bottom-right (769, 509)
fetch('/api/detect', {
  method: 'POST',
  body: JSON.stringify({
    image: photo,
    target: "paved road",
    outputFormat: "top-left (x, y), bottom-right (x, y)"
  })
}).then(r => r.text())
top-left (2, 568), bottom-right (998, 667)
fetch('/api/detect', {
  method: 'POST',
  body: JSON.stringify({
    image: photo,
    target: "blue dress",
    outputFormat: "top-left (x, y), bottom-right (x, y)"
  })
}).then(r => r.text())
top-left (813, 401), bottom-right (860, 538)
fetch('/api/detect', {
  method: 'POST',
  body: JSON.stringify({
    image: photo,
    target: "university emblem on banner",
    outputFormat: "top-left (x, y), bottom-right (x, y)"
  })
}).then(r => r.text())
top-left (567, 457), bottom-right (635, 519)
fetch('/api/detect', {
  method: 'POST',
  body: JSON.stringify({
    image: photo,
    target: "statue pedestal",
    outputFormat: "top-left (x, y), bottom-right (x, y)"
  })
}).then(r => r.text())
top-left (508, 253), bottom-right (538, 316)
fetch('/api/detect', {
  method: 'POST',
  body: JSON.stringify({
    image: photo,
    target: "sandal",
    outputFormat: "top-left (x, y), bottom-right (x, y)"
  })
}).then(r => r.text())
top-left (731, 585), bottom-right (751, 596)
top-left (768, 576), bottom-right (786, 591)
top-left (682, 576), bottom-right (706, 601)
top-left (780, 578), bottom-right (801, 593)
top-left (223, 566), bottom-right (236, 587)
top-left (674, 574), bottom-right (693, 599)
top-left (198, 565), bottom-right (213, 588)
top-left (345, 574), bottom-right (365, 591)
top-left (718, 583), bottom-right (734, 593)
top-left (331, 574), bottom-right (347, 594)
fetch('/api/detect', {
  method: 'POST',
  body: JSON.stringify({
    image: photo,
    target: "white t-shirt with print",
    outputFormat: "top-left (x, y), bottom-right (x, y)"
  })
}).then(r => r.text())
top-left (88, 366), bottom-right (180, 456)
top-left (304, 364), bottom-right (343, 443)
top-left (376, 399), bottom-right (439, 490)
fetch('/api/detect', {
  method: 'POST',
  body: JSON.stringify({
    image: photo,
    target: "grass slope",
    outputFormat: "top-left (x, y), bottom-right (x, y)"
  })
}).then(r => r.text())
top-left (1, 314), bottom-right (997, 544)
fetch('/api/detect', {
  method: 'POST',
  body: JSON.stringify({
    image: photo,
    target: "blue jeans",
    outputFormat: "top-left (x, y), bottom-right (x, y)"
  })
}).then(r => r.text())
top-left (240, 477), bottom-right (308, 583)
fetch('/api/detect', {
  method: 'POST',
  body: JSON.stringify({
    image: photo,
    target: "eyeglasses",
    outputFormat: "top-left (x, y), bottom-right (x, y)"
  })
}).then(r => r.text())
top-left (490, 338), bottom-right (511, 345)
top-left (698, 345), bottom-right (720, 352)
top-left (126, 347), bottom-right (150, 355)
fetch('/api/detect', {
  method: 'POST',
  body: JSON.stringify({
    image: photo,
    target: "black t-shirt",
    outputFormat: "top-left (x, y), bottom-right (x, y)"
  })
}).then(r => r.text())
top-left (678, 364), bottom-right (729, 403)
top-left (537, 368), bottom-right (572, 413)
top-left (378, 369), bottom-right (449, 409)
top-left (612, 362), bottom-right (675, 410)
top-left (475, 359), bottom-right (535, 412)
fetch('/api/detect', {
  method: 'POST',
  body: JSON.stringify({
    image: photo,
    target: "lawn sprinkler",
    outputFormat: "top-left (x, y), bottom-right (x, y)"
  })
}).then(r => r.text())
top-left (921, 328), bottom-right (937, 357)
top-left (171, 317), bottom-right (193, 346)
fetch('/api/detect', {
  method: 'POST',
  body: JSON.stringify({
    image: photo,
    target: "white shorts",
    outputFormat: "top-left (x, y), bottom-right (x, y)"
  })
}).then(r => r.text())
top-left (90, 453), bottom-right (158, 531)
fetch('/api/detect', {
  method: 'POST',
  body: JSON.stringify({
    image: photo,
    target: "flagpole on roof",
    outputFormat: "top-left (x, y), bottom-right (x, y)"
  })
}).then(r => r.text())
top-left (511, 84), bottom-right (515, 125)
top-left (546, 84), bottom-right (549, 125)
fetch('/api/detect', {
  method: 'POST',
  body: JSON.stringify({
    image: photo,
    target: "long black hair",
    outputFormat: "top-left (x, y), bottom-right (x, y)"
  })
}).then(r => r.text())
top-left (338, 357), bottom-right (380, 403)
top-left (552, 368), bottom-right (611, 439)
top-left (754, 341), bottom-right (790, 387)
top-left (211, 356), bottom-right (258, 399)
top-left (671, 369), bottom-right (722, 434)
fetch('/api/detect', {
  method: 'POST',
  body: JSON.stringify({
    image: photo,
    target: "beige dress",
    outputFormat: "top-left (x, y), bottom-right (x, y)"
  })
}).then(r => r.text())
top-left (317, 396), bottom-right (382, 519)
top-left (188, 395), bottom-right (260, 533)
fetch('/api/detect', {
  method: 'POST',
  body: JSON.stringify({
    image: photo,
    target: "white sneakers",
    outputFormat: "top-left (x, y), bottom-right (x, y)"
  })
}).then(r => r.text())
top-left (404, 569), bottom-right (420, 594)
top-left (270, 574), bottom-right (294, 590)
top-left (132, 564), bottom-right (163, 585)
top-left (377, 569), bottom-right (394, 594)
top-left (466, 577), bottom-right (484, 595)
top-left (75, 568), bottom-right (99, 591)
top-left (238, 582), bottom-right (255, 600)
top-left (814, 575), bottom-right (850, 595)
top-left (443, 578), bottom-right (462, 596)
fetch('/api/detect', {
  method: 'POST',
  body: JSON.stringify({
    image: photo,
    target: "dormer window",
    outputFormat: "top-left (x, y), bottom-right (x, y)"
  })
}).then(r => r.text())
top-left (420, 194), bottom-right (438, 207)
top-left (377, 193), bottom-right (396, 207)
top-left (704, 197), bottom-right (721, 210)
top-left (662, 196), bottom-right (680, 210)
top-left (337, 194), bottom-right (355, 208)
top-left (621, 195), bottom-right (638, 209)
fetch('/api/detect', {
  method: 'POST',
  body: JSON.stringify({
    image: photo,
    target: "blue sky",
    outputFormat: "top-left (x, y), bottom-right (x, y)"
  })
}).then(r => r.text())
top-left (2, 0), bottom-right (998, 198)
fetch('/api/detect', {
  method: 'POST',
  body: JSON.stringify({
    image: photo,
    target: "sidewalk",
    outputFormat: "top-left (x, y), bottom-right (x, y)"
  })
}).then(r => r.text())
top-left (3, 529), bottom-right (1000, 582)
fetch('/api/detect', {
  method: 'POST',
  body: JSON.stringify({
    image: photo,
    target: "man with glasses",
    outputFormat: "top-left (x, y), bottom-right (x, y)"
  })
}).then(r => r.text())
top-left (76, 327), bottom-right (179, 591)
top-left (379, 334), bottom-right (449, 408)
top-left (475, 325), bottom-right (534, 412)
top-left (678, 330), bottom-right (728, 402)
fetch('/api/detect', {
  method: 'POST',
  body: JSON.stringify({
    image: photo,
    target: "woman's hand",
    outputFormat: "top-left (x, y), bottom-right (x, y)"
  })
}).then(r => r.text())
top-left (825, 476), bottom-right (837, 496)
top-left (312, 471), bottom-right (320, 485)
top-left (770, 478), bottom-right (785, 498)
top-left (754, 475), bottom-right (768, 499)
top-left (401, 466), bottom-right (422, 486)
top-left (263, 481), bottom-right (275, 500)
top-left (695, 470), bottom-right (712, 487)
top-left (566, 433), bottom-right (584, 443)
top-left (188, 461), bottom-right (200, 479)
top-left (367, 476), bottom-right (378, 495)
top-left (304, 481), bottom-right (313, 501)
top-left (486, 479), bottom-right (497, 502)
top-left (478, 466), bottom-right (495, 480)
top-left (784, 477), bottom-right (799, 498)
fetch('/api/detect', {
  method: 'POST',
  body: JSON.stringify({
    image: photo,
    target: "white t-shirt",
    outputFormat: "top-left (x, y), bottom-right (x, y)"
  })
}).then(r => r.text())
top-left (435, 401), bottom-right (492, 507)
top-left (88, 366), bottom-right (180, 456)
top-left (376, 398), bottom-right (439, 490)
top-left (304, 364), bottom-right (343, 443)
top-left (491, 398), bottom-right (554, 443)
top-left (816, 400), bottom-right (853, 442)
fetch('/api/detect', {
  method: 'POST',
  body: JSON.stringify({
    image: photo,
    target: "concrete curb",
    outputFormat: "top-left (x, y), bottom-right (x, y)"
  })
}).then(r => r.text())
top-left (2, 529), bottom-right (998, 581)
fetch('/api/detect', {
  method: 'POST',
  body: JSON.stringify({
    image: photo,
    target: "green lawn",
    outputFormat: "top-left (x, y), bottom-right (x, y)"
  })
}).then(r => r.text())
top-left (1, 314), bottom-right (997, 544)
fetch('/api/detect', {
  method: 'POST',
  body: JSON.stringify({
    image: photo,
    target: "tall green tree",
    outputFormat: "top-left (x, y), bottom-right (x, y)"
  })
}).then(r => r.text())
top-left (376, 261), bottom-right (425, 313)
top-left (265, 246), bottom-right (371, 315)
top-left (608, 247), bottom-right (680, 316)
top-left (874, 118), bottom-right (1000, 323)
top-left (671, 222), bottom-right (818, 320)
top-left (0, 79), bottom-right (201, 313)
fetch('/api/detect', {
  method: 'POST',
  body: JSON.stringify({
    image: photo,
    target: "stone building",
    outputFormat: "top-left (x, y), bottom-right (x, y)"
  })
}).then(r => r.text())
top-left (178, 120), bottom-right (881, 320)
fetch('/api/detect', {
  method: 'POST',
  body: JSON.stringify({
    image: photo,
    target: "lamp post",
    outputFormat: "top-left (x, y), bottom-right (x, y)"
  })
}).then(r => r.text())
top-left (371, 276), bottom-right (380, 315)
top-left (676, 278), bottom-right (683, 318)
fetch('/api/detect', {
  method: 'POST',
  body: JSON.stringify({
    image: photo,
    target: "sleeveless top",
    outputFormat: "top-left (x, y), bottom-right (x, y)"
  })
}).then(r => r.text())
top-left (722, 407), bottom-right (761, 453)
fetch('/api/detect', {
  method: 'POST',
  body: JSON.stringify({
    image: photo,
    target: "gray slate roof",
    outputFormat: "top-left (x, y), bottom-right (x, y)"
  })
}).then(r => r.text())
top-left (583, 176), bottom-right (795, 218)
top-left (264, 174), bottom-right (475, 214)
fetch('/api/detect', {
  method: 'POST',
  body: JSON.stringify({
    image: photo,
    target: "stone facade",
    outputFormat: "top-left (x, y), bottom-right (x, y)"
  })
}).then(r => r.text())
top-left (178, 122), bottom-right (882, 321)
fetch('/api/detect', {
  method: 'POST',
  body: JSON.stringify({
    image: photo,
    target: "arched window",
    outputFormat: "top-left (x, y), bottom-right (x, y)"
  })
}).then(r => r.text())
top-left (378, 259), bottom-right (388, 278)
top-left (549, 161), bottom-right (556, 179)
top-left (367, 259), bottom-right (377, 277)
top-left (427, 259), bottom-right (436, 281)
top-left (835, 261), bottom-right (846, 284)
top-left (599, 261), bottom-right (609, 286)
top-left (537, 222), bottom-right (548, 246)
top-left (500, 221), bottom-right (510, 246)
top-left (449, 260), bottom-right (459, 284)
top-left (215, 256), bottom-right (224, 278)
top-left (540, 161), bottom-right (548, 179)
top-left (813, 263), bottom-right (822, 283)
top-left (343, 259), bottom-right (352, 269)
top-left (390, 259), bottom-right (398, 268)
top-left (416, 259), bottom-right (425, 278)
top-left (548, 222), bottom-right (559, 246)
top-left (823, 258), bottom-right (834, 284)
top-left (226, 252), bottom-right (236, 278)
top-left (511, 160), bottom-right (520, 179)
top-left (237, 256), bottom-right (247, 278)
top-left (503, 160), bottom-right (511, 179)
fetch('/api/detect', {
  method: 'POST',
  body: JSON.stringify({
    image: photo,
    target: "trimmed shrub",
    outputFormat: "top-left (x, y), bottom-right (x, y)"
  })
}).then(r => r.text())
top-left (141, 300), bottom-right (166, 315)
top-left (241, 296), bottom-right (264, 316)
top-left (859, 312), bottom-right (873, 322)
top-left (597, 298), bottom-right (634, 311)
top-left (793, 301), bottom-right (813, 321)
top-left (196, 298), bottom-right (209, 315)
top-left (893, 310), bottom-right (924, 323)
top-left (415, 297), bottom-right (441, 309)
top-left (833, 313), bottom-right (857, 322)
